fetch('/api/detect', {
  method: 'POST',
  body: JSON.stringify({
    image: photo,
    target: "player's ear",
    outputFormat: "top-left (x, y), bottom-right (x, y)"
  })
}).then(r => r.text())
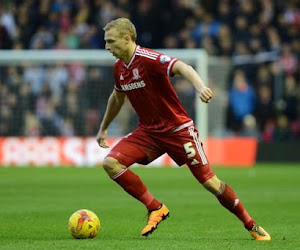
top-left (124, 35), bottom-right (131, 44)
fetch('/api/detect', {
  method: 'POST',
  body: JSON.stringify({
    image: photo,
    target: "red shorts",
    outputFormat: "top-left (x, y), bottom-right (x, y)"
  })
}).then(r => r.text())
top-left (107, 125), bottom-right (215, 183)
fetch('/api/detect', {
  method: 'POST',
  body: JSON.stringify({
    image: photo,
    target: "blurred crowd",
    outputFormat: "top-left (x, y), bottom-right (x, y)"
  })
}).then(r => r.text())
top-left (0, 0), bottom-right (300, 141)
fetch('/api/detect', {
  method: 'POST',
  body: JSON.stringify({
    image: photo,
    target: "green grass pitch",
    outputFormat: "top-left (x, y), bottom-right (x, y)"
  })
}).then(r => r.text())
top-left (0, 163), bottom-right (299, 250)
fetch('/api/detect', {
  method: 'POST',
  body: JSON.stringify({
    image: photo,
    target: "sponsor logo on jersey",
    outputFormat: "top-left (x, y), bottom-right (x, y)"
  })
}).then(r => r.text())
top-left (160, 55), bottom-right (171, 64)
top-left (132, 68), bottom-right (140, 80)
top-left (121, 80), bottom-right (146, 91)
top-left (120, 74), bottom-right (124, 80)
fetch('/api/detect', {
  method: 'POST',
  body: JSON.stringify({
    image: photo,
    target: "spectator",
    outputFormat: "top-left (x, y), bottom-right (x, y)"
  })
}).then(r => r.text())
top-left (30, 25), bottom-right (55, 49)
top-left (60, 117), bottom-right (74, 136)
top-left (19, 82), bottom-right (37, 114)
top-left (240, 114), bottom-right (260, 138)
top-left (0, 24), bottom-right (12, 49)
top-left (279, 43), bottom-right (298, 76)
top-left (227, 70), bottom-right (256, 132)
top-left (192, 13), bottom-right (221, 43)
top-left (281, 76), bottom-right (299, 121)
top-left (233, 16), bottom-right (251, 43)
top-left (273, 114), bottom-right (292, 142)
top-left (24, 111), bottom-right (41, 136)
top-left (59, 7), bottom-right (72, 32)
top-left (0, 3), bottom-right (16, 39)
top-left (84, 68), bottom-right (104, 135)
top-left (255, 85), bottom-right (275, 131)
top-left (216, 24), bottom-right (232, 55)
top-left (23, 65), bottom-right (45, 95)
top-left (216, 1), bottom-right (233, 26)
top-left (132, 0), bottom-right (162, 48)
top-left (45, 63), bottom-right (69, 98)
top-left (15, 14), bottom-right (35, 49)
top-left (46, 12), bottom-right (60, 33)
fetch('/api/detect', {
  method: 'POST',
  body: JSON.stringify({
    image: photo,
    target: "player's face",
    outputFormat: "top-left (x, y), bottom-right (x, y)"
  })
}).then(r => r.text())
top-left (104, 28), bottom-right (126, 59)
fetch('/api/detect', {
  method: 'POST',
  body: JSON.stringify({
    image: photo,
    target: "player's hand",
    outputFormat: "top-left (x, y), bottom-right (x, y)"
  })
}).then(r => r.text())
top-left (199, 87), bottom-right (213, 103)
top-left (96, 129), bottom-right (109, 148)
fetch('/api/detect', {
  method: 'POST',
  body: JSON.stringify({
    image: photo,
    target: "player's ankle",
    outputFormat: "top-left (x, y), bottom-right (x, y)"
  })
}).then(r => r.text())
top-left (244, 219), bottom-right (255, 230)
top-left (147, 201), bottom-right (162, 212)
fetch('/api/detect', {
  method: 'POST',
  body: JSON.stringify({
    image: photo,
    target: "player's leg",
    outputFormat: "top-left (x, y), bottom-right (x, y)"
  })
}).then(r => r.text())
top-left (161, 125), bottom-right (270, 240)
top-left (102, 129), bottom-right (169, 236)
top-left (102, 156), bottom-right (161, 211)
top-left (201, 175), bottom-right (270, 241)
top-left (189, 166), bottom-right (255, 228)
top-left (203, 175), bottom-right (253, 226)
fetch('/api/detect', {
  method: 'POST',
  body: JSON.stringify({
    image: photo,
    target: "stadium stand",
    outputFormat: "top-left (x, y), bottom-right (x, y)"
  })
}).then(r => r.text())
top-left (0, 0), bottom-right (299, 141)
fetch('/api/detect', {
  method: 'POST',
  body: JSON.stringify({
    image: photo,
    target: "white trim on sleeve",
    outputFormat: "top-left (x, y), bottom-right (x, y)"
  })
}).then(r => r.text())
top-left (167, 58), bottom-right (177, 76)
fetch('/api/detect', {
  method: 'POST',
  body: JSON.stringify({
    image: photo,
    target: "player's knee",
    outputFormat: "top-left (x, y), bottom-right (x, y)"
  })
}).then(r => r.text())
top-left (102, 157), bottom-right (126, 177)
top-left (203, 175), bottom-right (221, 194)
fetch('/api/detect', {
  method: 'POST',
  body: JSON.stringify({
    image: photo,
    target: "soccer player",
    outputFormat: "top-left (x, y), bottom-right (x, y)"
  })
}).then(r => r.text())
top-left (96, 18), bottom-right (270, 241)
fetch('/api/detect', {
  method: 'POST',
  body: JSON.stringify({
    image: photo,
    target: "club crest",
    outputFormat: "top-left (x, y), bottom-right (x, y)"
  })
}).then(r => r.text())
top-left (132, 68), bottom-right (140, 80)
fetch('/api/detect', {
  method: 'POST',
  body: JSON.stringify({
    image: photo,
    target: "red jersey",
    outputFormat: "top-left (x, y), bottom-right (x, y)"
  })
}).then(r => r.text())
top-left (114, 45), bottom-right (192, 133)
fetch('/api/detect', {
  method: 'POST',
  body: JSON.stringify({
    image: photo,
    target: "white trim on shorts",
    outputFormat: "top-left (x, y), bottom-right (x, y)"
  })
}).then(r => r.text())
top-left (171, 121), bottom-right (193, 132)
top-left (188, 126), bottom-right (208, 165)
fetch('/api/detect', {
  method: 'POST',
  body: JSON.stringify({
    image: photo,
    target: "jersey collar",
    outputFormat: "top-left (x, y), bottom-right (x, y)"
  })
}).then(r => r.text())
top-left (123, 45), bottom-right (139, 69)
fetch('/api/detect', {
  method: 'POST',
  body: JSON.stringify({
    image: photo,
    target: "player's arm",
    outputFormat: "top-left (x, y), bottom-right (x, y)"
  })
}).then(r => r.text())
top-left (172, 60), bottom-right (212, 103)
top-left (96, 89), bottom-right (126, 148)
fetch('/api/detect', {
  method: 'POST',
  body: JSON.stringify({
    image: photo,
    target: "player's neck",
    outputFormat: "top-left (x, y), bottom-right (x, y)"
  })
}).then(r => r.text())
top-left (123, 43), bottom-right (137, 64)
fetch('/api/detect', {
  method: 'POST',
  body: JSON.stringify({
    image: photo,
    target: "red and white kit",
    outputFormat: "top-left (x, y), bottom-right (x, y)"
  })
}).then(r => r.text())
top-left (108, 45), bottom-right (214, 182)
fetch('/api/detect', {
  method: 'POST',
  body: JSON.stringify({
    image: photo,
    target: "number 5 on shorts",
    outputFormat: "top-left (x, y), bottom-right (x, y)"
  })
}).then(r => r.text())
top-left (183, 142), bottom-right (196, 158)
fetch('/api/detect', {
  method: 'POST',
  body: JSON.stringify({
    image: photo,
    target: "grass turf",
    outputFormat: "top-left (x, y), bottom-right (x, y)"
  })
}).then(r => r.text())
top-left (0, 163), bottom-right (299, 250)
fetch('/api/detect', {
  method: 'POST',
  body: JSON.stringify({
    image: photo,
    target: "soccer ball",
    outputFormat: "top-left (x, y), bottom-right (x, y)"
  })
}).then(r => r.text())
top-left (68, 209), bottom-right (101, 239)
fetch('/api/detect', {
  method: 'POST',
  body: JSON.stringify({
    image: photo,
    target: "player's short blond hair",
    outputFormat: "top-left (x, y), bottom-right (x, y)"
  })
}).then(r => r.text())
top-left (103, 18), bottom-right (137, 42)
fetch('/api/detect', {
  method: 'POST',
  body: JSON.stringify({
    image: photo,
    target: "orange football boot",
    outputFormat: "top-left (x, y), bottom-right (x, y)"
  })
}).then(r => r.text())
top-left (141, 204), bottom-right (169, 236)
top-left (248, 224), bottom-right (271, 241)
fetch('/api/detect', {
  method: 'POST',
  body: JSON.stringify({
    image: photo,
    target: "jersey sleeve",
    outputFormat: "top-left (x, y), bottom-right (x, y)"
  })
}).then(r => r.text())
top-left (142, 52), bottom-right (178, 77)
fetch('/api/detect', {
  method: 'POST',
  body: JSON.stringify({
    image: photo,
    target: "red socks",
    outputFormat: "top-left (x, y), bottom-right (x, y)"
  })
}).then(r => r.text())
top-left (112, 168), bottom-right (254, 229)
top-left (112, 168), bottom-right (161, 211)
top-left (216, 182), bottom-right (255, 229)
